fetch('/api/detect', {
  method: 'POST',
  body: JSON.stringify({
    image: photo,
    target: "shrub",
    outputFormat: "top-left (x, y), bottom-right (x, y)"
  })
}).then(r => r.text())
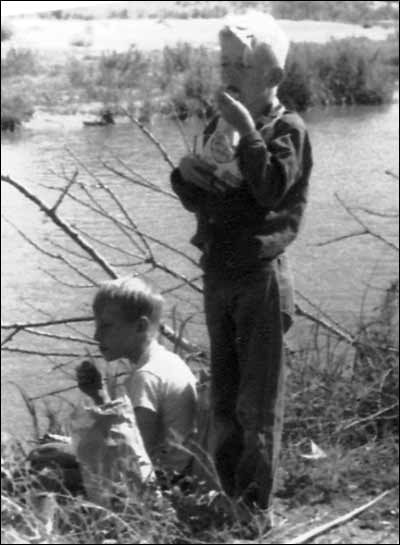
top-left (1, 22), bottom-right (13, 41)
top-left (1, 48), bottom-right (38, 78)
top-left (1, 89), bottom-right (34, 125)
top-left (279, 38), bottom-right (398, 110)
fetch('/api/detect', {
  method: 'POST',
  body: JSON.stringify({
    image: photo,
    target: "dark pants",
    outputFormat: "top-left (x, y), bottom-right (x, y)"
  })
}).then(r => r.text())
top-left (204, 266), bottom-right (286, 510)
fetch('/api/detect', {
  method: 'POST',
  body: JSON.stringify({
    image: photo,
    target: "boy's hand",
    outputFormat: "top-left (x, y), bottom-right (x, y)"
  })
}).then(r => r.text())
top-left (179, 154), bottom-right (219, 192)
top-left (216, 90), bottom-right (256, 137)
top-left (76, 360), bottom-right (110, 405)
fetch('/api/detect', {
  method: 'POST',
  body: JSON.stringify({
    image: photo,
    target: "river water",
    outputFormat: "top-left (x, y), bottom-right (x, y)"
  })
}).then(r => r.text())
top-left (1, 102), bottom-right (399, 437)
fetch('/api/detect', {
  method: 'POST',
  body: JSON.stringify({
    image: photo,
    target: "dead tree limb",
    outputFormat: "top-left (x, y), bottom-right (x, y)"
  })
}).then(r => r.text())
top-left (286, 489), bottom-right (394, 544)
top-left (1, 175), bottom-right (118, 278)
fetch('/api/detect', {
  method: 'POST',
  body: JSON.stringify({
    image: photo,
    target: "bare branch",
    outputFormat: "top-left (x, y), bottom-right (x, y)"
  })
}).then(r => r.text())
top-left (41, 268), bottom-right (94, 289)
top-left (385, 169), bottom-right (399, 180)
top-left (1, 175), bottom-right (118, 278)
top-left (162, 275), bottom-right (203, 294)
top-left (295, 303), bottom-right (355, 345)
top-left (1, 316), bottom-right (93, 330)
top-left (352, 206), bottom-right (399, 218)
top-left (336, 192), bottom-right (399, 252)
top-left (335, 402), bottom-right (399, 434)
top-left (2, 347), bottom-right (86, 357)
top-left (1, 328), bottom-right (22, 347)
top-left (51, 170), bottom-right (78, 213)
top-left (102, 162), bottom-right (177, 200)
top-left (23, 328), bottom-right (97, 345)
top-left (170, 103), bottom-right (192, 153)
top-left (48, 238), bottom-right (94, 262)
top-left (295, 290), bottom-right (354, 338)
top-left (122, 107), bottom-right (176, 169)
top-left (66, 151), bottom-right (149, 257)
top-left (316, 229), bottom-right (368, 247)
top-left (66, 192), bottom-right (147, 260)
top-left (160, 323), bottom-right (202, 353)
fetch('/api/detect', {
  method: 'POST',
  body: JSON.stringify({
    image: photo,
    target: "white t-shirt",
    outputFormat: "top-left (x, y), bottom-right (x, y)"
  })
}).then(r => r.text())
top-left (123, 341), bottom-right (198, 473)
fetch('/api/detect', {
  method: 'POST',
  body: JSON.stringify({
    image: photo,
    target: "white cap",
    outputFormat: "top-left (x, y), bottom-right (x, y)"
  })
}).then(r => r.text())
top-left (219, 12), bottom-right (290, 70)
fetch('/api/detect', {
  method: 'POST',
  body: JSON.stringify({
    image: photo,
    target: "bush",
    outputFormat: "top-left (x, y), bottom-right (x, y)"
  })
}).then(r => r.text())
top-left (1, 89), bottom-right (34, 126)
top-left (279, 38), bottom-right (398, 110)
top-left (1, 48), bottom-right (38, 78)
top-left (271, 1), bottom-right (399, 23)
top-left (1, 22), bottom-right (13, 41)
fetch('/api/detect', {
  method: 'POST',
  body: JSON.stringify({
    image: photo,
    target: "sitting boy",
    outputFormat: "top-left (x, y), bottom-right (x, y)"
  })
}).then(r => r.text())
top-left (29, 277), bottom-right (198, 496)
top-left (171, 13), bottom-right (313, 514)
top-left (77, 276), bottom-right (198, 477)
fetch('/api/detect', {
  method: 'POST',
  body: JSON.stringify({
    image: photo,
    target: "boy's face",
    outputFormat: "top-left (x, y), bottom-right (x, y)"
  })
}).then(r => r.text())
top-left (93, 301), bottom-right (144, 362)
top-left (220, 32), bottom-right (275, 115)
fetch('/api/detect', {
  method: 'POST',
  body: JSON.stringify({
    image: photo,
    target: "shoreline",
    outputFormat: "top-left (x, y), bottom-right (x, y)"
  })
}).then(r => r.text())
top-left (2, 15), bottom-right (395, 58)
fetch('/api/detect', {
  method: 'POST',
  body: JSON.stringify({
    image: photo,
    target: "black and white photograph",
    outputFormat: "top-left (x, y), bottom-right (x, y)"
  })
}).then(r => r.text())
top-left (1, 1), bottom-right (399, 543)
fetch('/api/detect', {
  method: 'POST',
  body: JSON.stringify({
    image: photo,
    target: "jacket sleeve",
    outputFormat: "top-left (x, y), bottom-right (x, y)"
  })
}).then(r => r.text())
top-left (170, 167), bottom-right (208, 213)
top-left (236, 116), bottom-right (311, 210)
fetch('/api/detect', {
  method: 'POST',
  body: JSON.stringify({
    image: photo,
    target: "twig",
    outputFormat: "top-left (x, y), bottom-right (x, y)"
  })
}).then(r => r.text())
top-left (335, 402), bottom-right (399, 434)
top-left (286, 489), bottom-right (394, 544)
top-left (51, 170), bottom-right (78, 213)
top-left (2, 347), bottom-right (86, 357)
top-left (24, 328), bottom-right (97, 345)
top-left (384, 169), bottom-right (399, 180)
top-left (67, 152), bottom-right (149, 257)
top-left (160, 323), bottom-right (202, 353)
top-left (295, 304), bottom-right (355, 345)
top-left (1, 316), bottom-right (93, 330)
top-left (316, 229), bottom-right (368, 247)
top-left (337, 193), bottom-right (398, 252)
top-left (352, 206), bottom-right (399, 219)
top-left (102, 162), bottom-right (177, 200)
top-left (1, 328), bottom-right (22, 347)
top-left (122, 107), bottom-right (176, 169)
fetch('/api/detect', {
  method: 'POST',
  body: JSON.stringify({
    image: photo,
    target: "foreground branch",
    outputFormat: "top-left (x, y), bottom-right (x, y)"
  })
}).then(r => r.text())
top-left (1, 175), bottom-right (118, 278)
top-left (286, 489), bottom-right (394, 544)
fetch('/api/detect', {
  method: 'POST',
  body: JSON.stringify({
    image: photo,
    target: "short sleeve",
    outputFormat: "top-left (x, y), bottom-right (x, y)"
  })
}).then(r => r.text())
top-left (125, 371), bottom-right (161, 414)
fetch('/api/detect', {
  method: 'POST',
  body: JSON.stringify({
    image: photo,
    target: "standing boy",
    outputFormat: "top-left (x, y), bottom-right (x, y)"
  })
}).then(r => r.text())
top-left (171, 14), bottom-right (313, 513)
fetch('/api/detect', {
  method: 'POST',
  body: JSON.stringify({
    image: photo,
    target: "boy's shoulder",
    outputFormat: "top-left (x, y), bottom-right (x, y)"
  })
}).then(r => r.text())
top-left (140, 342), bottom-right (196, 385)
top-left (278, 108), bottom-right (308, 133)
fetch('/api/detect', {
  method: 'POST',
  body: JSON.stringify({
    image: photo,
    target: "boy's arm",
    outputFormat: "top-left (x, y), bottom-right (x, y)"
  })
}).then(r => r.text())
top-left (237, 115), bottom-right (313, 210)
top-left (170, 167), bottom-right (208, 212)
top-left (125, 370), bottom-right (162, 457)
top-left (135, 407), bottom-right (159, 455)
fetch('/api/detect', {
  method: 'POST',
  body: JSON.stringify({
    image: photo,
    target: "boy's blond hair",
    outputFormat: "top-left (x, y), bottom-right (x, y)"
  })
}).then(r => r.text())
top-left (219, 12), bottom-right (290, 71)
top-left (93, 276), bottom-right (164, 326)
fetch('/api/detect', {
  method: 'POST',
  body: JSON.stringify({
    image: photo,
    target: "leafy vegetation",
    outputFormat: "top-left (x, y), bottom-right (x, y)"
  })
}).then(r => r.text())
top-left (271, 1), bottom-right (399, 24)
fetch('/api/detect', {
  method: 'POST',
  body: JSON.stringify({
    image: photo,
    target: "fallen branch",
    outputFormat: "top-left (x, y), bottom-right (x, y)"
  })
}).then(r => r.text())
top-left (335, 401), bottom-right (399, 434)
top-left (286, 489), bottom-right (394, 544)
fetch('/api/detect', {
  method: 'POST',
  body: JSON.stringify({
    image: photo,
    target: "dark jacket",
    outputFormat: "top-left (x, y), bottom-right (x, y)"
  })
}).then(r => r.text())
top-left (171, 104), bottom-right (313, 279)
